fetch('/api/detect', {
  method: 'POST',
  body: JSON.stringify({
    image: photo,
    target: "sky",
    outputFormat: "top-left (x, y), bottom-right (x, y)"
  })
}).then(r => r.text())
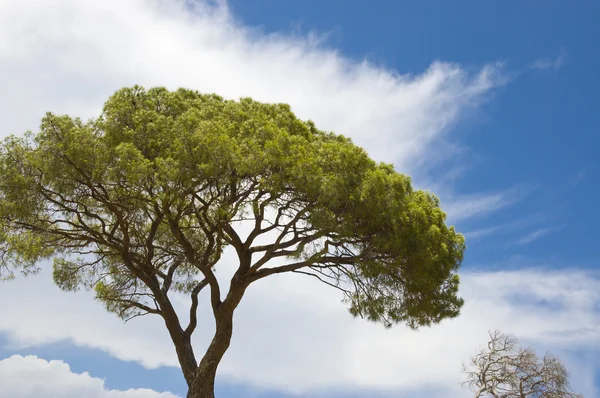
top-left (0, 0), bottom-right (599, 397)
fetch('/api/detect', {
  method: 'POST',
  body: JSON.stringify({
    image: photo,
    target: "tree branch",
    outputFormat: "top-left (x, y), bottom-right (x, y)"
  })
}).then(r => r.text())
top-left (184, 278), bottom-right (209, 336)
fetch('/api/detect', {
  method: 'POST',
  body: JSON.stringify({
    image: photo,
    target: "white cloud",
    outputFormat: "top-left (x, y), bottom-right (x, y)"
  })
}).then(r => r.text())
top-left (0, 355), bottom-right (179, 398)
top-left (0, 0), bottom-right (503, 176)
top-left (0, 265), bottom-right (598, 397)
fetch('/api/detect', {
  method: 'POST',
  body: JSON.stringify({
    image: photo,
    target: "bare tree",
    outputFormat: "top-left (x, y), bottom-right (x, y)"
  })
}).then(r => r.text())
top-left (463, 330), bottom-right (583, 398)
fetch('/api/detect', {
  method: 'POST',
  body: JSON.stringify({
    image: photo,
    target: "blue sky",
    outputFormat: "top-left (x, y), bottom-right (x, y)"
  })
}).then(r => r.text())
top-left (0, 1), bottom-right (598, 397)
top-left (227, 0), bottom-right (600, 270)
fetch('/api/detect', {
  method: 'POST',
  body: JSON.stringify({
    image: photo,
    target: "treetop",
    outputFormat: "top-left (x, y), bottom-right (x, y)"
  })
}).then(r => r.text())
top-left (0, 86), bottom-right (465, 328)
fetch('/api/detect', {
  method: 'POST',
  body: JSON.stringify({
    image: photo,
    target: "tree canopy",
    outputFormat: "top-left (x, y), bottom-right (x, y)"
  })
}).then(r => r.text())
top-left (0, 86), bottom-right (465, 397)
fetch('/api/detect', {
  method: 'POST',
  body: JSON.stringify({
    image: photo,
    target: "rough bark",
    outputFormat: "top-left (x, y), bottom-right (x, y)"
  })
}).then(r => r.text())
top-left (186, 312), bottom-right (234, 398)
top-left (155, 295), bottom-right (199, 387)
top-left (186, 278), bottom-right (246, 398)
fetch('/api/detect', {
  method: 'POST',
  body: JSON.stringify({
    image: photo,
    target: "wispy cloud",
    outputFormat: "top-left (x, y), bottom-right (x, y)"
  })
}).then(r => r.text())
top-left (442, 184), bottom-right (535, 224)
top-left (462, 212), bottom-right (550, 241)
top-left (463, 225), bottom-right (503, 240)
top-left (531, 49), bottom-right (567, 71)
top-left (517, 225), bottom-right (563, 245)
top-left (442, 191), bottom-right (514, 223)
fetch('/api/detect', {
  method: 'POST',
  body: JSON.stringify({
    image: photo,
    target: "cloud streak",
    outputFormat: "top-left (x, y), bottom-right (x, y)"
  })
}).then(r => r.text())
top-left (442, 184), bottom-right (534, 223)
top-left (517, 225), bottom-right (563, 245)
top-left (463, 225), bottom-right (504, 240)
top-left (531, 49), bottom-right (567, 71)
top-left (462, 212), bottom-right (550, 241)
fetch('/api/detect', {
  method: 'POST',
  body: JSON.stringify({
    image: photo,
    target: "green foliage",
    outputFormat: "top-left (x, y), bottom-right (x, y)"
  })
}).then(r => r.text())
top-left (0, 86), bottom-right (465, 328)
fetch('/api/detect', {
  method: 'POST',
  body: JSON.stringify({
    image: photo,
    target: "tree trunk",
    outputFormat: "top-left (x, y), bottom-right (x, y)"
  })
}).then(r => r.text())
top-left (186, 309), bottom-right (235, 398)
top-left (156, 294), bottom-right (199, 388)
top-left (185, 272), bottom-right (248, 398)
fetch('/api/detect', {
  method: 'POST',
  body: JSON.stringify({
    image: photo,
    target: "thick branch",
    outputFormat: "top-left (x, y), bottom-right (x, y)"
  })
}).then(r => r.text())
top-left (184, 279), bottom-right (209, 336)
top-left (164, 208), bottom-right (222, 311)
top-left (249, 254), bottom-right (355, 283)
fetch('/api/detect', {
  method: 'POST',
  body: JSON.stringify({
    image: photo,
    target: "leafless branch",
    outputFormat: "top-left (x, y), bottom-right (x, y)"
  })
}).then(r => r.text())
top-left (463, 330), bottom-right (583, 398)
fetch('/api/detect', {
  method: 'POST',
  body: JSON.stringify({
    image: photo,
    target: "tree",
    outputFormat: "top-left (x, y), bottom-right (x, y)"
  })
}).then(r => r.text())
top-left (0, 86), bottom-right (465, 398)
top-left (463, 330), bottom-right (583, 398)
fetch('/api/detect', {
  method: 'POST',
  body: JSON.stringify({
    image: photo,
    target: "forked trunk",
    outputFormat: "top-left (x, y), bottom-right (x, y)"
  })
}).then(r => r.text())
top-left (186, 310), bottom-right (235, 398)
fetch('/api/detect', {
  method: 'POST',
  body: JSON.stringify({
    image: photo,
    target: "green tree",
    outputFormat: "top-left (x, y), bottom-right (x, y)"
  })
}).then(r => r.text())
top-left (0, 86), bottom-right (465, 398)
